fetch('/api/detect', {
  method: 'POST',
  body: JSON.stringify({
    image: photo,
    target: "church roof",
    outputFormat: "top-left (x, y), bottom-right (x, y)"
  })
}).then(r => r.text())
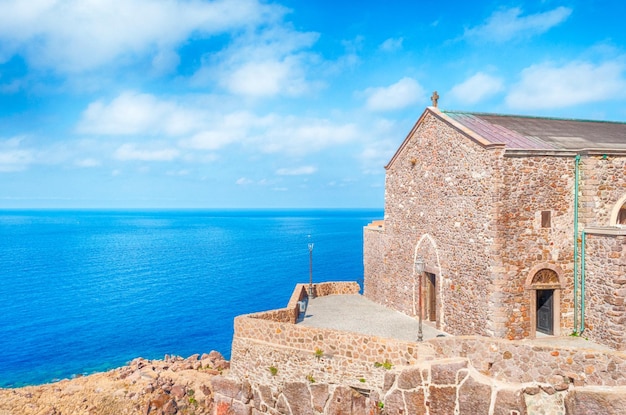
top-left (443, 110), bottom-right (626, 151)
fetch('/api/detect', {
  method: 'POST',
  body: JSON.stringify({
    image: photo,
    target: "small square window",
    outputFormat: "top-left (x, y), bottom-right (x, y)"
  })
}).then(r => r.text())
top-left (541, 211), bottom-right (552, 228)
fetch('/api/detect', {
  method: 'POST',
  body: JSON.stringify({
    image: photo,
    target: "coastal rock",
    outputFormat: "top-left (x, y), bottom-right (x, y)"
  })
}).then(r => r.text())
top-left (0, 352), bottom-right (227, 415)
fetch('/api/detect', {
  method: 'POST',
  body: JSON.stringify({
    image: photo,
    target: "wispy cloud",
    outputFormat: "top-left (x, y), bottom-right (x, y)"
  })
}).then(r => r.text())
top-left (464, 7), bottom-right (572, 43)
top-left (276, 166), bottom-right (317, 176)
top-left (114, 143), bottom-right (179, 161)
top-left (0, 0), bottom-right (285, 73)
top-left (506, 61), bottom-right (626, 109)
top-left (379, 37), bottom-right (403, 52)
top-left (364, 77), bottom-right (425, 112)
top-left (0, 137), bottom-right (33, 172)
top-left (450, 72), bottom-right (504, 104)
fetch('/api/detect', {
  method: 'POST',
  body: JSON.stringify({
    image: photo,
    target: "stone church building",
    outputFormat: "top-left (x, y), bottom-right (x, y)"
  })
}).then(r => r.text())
top-left (364, 104), bottom-right (626, 350)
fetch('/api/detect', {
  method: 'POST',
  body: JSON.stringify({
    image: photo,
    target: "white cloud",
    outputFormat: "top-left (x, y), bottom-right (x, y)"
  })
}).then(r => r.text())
top-left (0, 0), bottom-right (286, 73)
top-left (449, 72), bottom-right (504, 104)
top-left (364, 77), bottom-right (425, 112)
top-left (180, 111), bottom-right (258, 150)
top-left (254, 116), bottom-right (359, 155)
top-left (75, 158), bottom-right (101, 168)
top-left (0, 149), bottom-right (33, 172)
top-left (506, 61), bottom-right (626, 110)
top-left (0, 137), bottom-right (33, 172)
top-left (379, 37), bottom-right (403, 52)
top-left (236, 177), bottom-right (254, 185)
top-left (114, 143), bottom-right (179, 161)
top-left (198, 26), bottom-right (320, 98)
top-left (464, 7), bottom-right (572, 43)
top-left (276, 166), bottom-right (317, 176)
top-left (78, 91), bottom-right (201, 136)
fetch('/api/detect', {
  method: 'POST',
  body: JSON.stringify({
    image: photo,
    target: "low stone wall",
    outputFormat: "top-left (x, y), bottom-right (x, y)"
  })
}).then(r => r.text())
top-left (213, 282), bottom-right (626, 414)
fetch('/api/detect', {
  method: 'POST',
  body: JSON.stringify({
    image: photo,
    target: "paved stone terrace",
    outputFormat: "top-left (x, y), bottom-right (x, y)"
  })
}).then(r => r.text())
top-left (298, 294), bottom-right (446, 341)
top-left (299, 294), bottom-right (612, 351)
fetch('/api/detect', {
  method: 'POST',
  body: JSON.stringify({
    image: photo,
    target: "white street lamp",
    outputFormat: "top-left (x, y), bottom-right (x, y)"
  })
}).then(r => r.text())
top-left (308, 237), bottom-right (315, 298)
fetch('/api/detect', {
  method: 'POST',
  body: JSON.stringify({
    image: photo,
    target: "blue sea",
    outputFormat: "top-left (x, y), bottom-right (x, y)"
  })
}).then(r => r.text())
top-left (0, 209), bottom-right (382, 388)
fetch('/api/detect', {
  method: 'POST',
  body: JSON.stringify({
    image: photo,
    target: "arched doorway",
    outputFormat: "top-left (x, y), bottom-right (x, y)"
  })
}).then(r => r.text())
top-left (526, 267), bottom-right (563, 337)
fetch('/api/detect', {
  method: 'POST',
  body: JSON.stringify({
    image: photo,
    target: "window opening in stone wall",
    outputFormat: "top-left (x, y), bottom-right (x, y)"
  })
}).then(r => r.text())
top-left (618, 203), bottom-right (626, 225)
top-left (541, 211), bottom-right (552, 228)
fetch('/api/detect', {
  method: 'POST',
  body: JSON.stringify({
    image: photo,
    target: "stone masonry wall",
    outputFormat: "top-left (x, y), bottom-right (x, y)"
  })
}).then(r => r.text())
top-left (582, 231), bottom-right (626, 350)
top-left (579, 155), bottom-right (626, 227)
top-left (365, 110), bottom-right (506, 337)
top-left (499, 155), bottom-right (576, 339)
top-left (214, 284), bottom-right (626, 414)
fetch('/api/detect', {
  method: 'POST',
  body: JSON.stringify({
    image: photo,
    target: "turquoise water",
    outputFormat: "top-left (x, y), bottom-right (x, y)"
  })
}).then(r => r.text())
top-left (0, 209), bottom-right (382, 387)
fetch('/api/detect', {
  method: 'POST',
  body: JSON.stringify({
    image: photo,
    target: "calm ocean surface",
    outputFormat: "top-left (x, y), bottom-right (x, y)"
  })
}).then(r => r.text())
top-left (0, 209), bottom-right (382, 388)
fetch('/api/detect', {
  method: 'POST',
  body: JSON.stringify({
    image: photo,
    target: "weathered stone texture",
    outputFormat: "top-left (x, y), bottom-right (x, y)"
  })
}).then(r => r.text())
top-left (363, 109), bottom-right (626, 348)
top-left (364, 111), bottom-right (504, 337)
top-left (582, 233), bottom-right (626, 350)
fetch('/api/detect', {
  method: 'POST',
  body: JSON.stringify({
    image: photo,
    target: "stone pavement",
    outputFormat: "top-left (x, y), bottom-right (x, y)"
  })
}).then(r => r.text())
top-left (298, 294), bottom-right (613, 351)
top-left (298, 294), bottom-right (446, 341)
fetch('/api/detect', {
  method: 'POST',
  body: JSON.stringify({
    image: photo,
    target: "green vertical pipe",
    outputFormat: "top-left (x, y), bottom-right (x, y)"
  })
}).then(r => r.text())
top-left (573, 154), bottom-right (580, 333)
top-left (580, 230), bottom-right (586, 333)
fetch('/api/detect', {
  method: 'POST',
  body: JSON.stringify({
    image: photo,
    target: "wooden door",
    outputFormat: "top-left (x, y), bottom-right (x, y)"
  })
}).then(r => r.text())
top-left (427, 273), bottom-right (436, 321)
top-left (536, 289), bottom-right (554, 335)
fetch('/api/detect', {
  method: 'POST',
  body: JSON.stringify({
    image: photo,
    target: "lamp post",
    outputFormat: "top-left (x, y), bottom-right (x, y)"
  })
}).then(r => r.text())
top-left (308, 238), bottom-right (315, 298)
top-left (415, 257), bottom-right (425, 342)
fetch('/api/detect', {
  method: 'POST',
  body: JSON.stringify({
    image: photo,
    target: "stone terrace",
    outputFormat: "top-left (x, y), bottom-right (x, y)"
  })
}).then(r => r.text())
top-left (212, 282), bottom-right (626, 414)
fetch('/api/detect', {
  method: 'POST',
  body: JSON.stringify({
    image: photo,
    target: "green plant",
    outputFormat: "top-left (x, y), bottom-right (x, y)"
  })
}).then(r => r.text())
top-left (269, 365), bottom-right (278, 376)
top-left (306, 373), bottom-right (316, 383)
top-left (374, 360), bottom-right (393, 370)
top-left (359, 378), bottom-right (366, 383)
top-left (377, 401), bottom-right (385, 409)
top-left (187, 388), bottom-right (197, 405)
top-left (314, 348), bottom-right (324, 359)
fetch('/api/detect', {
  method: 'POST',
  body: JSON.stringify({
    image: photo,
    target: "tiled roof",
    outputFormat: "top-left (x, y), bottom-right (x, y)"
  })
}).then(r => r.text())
top-left (443, 111), bottom-right (626, 150)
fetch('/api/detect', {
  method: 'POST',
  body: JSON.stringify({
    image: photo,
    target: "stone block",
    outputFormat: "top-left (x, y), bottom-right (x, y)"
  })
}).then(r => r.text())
top-left (326, 386), bottom-right (353, 415)
top-left (458, 376), bottom-right (492, 415)
top-left (310, 383), bottom-right (329, 412)
top-left (282, 382), bottom-right (313, 415)
top-left (383, 389), bottom-right (406, 415)
top-left (397, 367), bottom-right (423, 390)
top-left (404, 389), bottom-right (426, 415)
top-left (431, 359), bottom-right (468, 385)
top-left (428, 385), bottom-right (457, 415)
top-left (564, 388), bottom-right (626, 415)
top-left (492, 388), bottom-right (527, 415)
top-left (211, 376), bottom-right (242, 400)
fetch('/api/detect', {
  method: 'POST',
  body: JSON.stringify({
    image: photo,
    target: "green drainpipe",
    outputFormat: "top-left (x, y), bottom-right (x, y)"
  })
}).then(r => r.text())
top-left (573, 154), bottom-right (581, 333)
top-left (580, 230), bottom-right (586, 333)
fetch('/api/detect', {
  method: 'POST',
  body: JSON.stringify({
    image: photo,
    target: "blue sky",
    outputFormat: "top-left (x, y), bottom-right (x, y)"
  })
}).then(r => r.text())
top-left (1, 0), bottom-right (625, 208)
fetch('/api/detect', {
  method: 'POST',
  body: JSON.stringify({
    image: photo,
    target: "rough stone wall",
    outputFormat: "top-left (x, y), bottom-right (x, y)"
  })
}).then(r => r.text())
top-left (363, 226), bottom-right (389, 305)
top-left (213, 354), bottom-right (626, 415)
top-left (217, 283), bottom-right (626, 414)
top-left (583, 232), bottom-right (626, 350)
top-left (579, 155), bottom-right (626, 227)
top-left (364, 110), bottom-right (505, 337)
top-left (498, 155), bottom-right (576, 338)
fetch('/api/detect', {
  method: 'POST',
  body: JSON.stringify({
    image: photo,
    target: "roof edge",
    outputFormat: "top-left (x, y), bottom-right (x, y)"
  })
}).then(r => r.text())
top-left (505, 149), bottom-right (626, 157)
top-left (385, 107), bottom-right (505, 170)
top-left (443, 110), bottom-right (626, 126)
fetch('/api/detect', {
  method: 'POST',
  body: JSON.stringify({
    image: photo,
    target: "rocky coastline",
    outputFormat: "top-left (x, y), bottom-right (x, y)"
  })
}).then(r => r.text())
top-left (0, 352), bottom-right (229, 415)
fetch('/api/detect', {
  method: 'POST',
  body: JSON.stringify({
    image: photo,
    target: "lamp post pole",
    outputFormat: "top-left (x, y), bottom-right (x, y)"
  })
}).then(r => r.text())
top-left (308, 239), bottom-right (315, 298)
top-left (415, 257), bottom-right (425, 342)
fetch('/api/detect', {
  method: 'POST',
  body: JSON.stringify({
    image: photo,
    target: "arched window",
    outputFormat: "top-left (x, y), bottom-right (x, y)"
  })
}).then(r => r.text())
top-left (618, 202), bottom-right (626, 225)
